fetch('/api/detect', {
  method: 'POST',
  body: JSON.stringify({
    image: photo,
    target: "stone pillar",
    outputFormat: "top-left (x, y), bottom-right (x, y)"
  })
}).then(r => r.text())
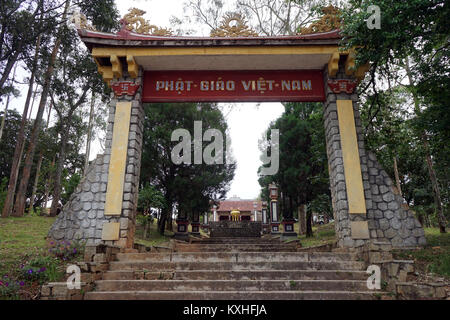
top-left (48, 68), bottom-right (144, 248)
top-left (175, 210), bottom-right (189, 240)
top-left (191, 212), bottom-right (201, 236)
top-left (262, 202), bottom-right (269, 234)
top-left (213, 206), bottom-right (217, 222)
top-left (324, 61), bottom-right (426, 248)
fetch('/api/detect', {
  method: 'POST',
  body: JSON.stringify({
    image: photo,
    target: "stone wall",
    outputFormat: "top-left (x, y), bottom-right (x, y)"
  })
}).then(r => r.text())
top-left (324, 63), bottom-right (426, 247)
top-left (48, 69), bottom-right (144, 247)
top-left (48, 154), bottom-right (109, 246)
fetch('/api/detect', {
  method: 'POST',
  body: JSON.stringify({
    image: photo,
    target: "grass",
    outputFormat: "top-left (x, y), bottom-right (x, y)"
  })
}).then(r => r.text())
top-left (0, 216), bottom-right (84, 300)
top-left (296, 222), bottom-right (337, 248)
top-left (134, 219), bottom-right (174, 248)
top-left (393, 228), bottom-right (450, 279)
top-left (0, 216), bottom-right (56, 273)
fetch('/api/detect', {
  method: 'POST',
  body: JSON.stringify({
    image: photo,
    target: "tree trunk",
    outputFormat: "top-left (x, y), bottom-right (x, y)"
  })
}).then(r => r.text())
top-left (405, 60), bottom-right (447, 233)
top-left (49, 123), bottom-right (69, 217)
top-left (84, 92), bottom-right (95, 175)
top-left (393, 156), bottom-right (402, 196)
top-left (143, 217), bottom-right (149, 239)
top-left (41, 156), bottom-right (55, 215)
top-left (306, 205), bottom-right (313, 238)
top-left (28, 100), bottom-right (52, 215)
top-left (158, 210), bottom-right (167, 236)
top-left (27, 152), bottom-right (43, 215)
top-left (0, 92), bottom-right (10, 142)
top-left (1, 36), bottom-right (41, 218)
top-left (12, 0), bottom-right (70, 218)
top-left (0, 64), bottom-right (18, 142)
top-left (28, 83), bottom-right (39, 119)
top-left (166, 213), bottom-right (173, 232)
top-left (298, 204), bottom-right (306, 235)
top-left (0, 50), bottom-right (21, 95)
top-left (423, 136), bottom-right (446, 233)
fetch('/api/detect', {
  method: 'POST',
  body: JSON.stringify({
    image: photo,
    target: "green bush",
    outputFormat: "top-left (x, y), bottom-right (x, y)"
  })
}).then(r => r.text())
top-left (429, 253), bottom-right (450, 277)
top-left (0, 177), bottom-right (8, 214)
top-left (48, 240), bottom-right (85, 261)
top-left (20, 255), bottom-right (64, 284)
top-left (0, 275), bottom-right (23, 300)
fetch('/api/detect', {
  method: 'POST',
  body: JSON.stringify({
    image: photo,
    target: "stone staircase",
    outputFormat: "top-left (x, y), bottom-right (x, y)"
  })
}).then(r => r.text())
top-left (85, 238), bottom-right (382, 300)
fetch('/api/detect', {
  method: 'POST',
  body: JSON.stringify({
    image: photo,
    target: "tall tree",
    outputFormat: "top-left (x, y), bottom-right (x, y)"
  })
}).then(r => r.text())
top-left (340, 0), bottom-right (449, 232)
top-left (181, 0), bottom-right (330, 36)
top-left (4, 0), bottom-right (119, 218)
top-left (258, 102), bottom-right (330, 237)
top-left (10, 0), bottom-right (71, 217)
top-left (141, 102), bottom-right (236, 235)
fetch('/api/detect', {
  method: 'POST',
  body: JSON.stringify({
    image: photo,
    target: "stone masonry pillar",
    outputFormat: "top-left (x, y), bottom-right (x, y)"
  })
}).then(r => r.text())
top-left (49, 67), bottom-right (144, 248)
top-left (101, 70), bottom-right (144, 248)
top-left (324, 58), bottom-right (426, 248)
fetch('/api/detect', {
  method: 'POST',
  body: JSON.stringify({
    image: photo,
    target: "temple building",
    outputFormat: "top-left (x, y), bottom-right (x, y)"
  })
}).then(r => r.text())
top-left (212, 197), bottom-right (262, 222)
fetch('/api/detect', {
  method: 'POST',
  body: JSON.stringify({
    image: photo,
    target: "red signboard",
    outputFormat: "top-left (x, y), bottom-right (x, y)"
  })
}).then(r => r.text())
top-left (142, 70), bottom-right (325, 103)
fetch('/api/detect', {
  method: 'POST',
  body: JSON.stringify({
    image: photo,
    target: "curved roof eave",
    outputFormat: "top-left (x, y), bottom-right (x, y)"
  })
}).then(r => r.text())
top-left (78, 28), bottom-right (342, 51)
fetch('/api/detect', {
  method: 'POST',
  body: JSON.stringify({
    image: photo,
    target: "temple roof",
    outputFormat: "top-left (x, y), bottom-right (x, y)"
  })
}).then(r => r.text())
top-left (78, 25), bottom-right (366, 84)
top-left (78, 28), bottom-right (342, 49)
top-left (215, 200), bottom-right (263, 213)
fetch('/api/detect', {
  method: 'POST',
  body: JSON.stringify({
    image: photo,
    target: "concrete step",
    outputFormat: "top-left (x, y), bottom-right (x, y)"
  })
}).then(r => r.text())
top-left (103, 270), bottom-right (369, 281)
top-left (85, 290), bottom-right (379, 300)
top-left (108, 261), bottom-right (366, 271)
top-left (94, 279), bottom-right (372, 292)
top-left (115, 252), bottom-right (358, 263)
top-left (188, 238), bottom-right (283, 244)
top-left (174, 244), bottom-right (298, 252)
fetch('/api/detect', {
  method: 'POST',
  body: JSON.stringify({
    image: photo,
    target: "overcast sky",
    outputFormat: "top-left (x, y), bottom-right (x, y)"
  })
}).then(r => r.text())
top-left (1, 0), bottom-right (285, 200)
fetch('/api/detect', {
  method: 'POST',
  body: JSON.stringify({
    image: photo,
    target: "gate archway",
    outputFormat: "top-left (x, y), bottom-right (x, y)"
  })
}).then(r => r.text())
top-left (48, 21), bottom-right (426, 249)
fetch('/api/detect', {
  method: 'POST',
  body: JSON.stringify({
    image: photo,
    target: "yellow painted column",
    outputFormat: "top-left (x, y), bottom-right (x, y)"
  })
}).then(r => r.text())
top-left (336, 100), bottom-right (367, 215)
top-left (104, 101), bottom-right (132, 216)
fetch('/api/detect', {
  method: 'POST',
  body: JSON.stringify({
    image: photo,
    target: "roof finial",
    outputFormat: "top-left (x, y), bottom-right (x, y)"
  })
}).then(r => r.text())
top-left (211, 12), bottom-right (258, 37)
top-left (121, 7), bottom-right (173, 36)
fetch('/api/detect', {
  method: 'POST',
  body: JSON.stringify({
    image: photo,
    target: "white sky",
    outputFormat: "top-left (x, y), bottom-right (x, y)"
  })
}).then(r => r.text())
top-left (1, 0), bottom-right (285, 200)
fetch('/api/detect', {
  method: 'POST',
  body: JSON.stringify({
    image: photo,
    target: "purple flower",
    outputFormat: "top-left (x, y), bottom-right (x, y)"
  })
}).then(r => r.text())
top-left (73, 248), bottom-right (77, 253)
top-left (39, 267), bottom-right (46, 272)
top-left (28, 269), bottom-right (33, 274)
top-left (5, 282), bottom-right (9, 287)
top-left (50, 241), bottom-right (54, 245)
top-left (0, 281), bottom-right (3, 286)
top-left (20, 281), bottom-right (25, 287)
